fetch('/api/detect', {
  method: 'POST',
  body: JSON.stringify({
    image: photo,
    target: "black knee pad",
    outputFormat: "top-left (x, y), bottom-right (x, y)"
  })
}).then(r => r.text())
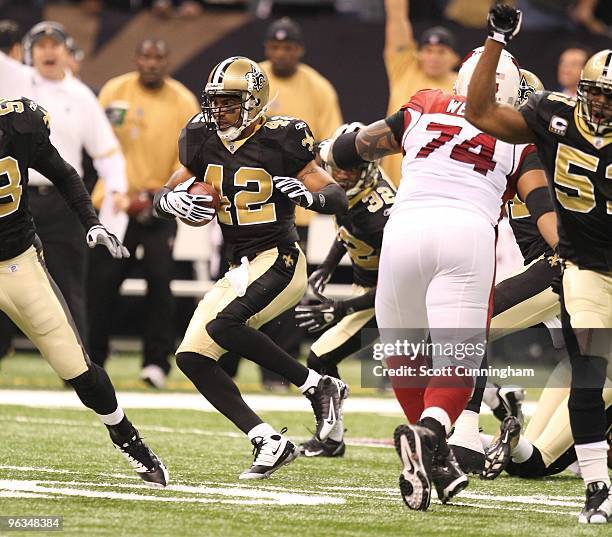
top-left (205, 317), bottom-right (239, 349)
top-left (176, 352), bottom-right (215, 377)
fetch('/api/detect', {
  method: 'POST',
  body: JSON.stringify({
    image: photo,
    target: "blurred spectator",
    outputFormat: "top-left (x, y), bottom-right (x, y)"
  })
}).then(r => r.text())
top-left (90, 38), bottom-right (199, 389)
top-left (152, 0), bottom-right (203, 18)
top-left (259, 17), bottom-right (342, 244)
top-left (0, 21), bottom-right (128, 351)
top-left (0, 20), bottom-right (22, 61)
top-left (557, 44), bottom-right (591, 97)
top-left (445, 0), bottom-right (506, 28)
top-left (518, 0), bottom-right (609, 34)
top-left (381, 0), bottom-right (459, 186)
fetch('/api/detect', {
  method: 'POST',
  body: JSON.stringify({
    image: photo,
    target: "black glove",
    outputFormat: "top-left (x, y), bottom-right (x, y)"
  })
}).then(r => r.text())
top-left (308, 266), bottom-right (333, 301)
top-left (295, 301), bottom-right (347, 333)
top-left (487, 3), bottom-right (522, 45)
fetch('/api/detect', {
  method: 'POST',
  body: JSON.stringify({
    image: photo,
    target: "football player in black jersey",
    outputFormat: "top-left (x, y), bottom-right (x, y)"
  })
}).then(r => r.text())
top-left (0, 97), bottom-right (167, 487)
top-left (466, 3), bottom-right (612, 523)
top-left (153, 56), bottom-right (349, 479)
top-left (449, 69), bottom-right (563, 474)
top-left (294, 122), bottom-right (396, 458)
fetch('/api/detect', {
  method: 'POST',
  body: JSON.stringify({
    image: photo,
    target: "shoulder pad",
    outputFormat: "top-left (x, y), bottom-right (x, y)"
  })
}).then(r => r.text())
top-left (263, 116), bottom-right (300, 132)
top-left (179, 113), bottom-right (209, 169)
top-left (401, 89), bottom-right (447, 114)
top-left (1, 98), bottom-right (50, 136)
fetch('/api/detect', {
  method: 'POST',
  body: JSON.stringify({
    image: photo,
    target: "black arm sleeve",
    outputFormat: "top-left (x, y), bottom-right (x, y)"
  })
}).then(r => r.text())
top-left (153, 186), bottom-right (175, 220)
top-left (331, 131), bottom-right (368, 170)
top-left (525, 186), bottom-right (554, 223)
top-left (385, 110), bottom-right (405, 147)
top-left (341, 287), bottom-right (376, 313)
top-left (31, 142), bottom-right (100, 230)
top-left (320, 238), bottom-right (346, 272)
top-left (308, 183), bottom-right (348, 216)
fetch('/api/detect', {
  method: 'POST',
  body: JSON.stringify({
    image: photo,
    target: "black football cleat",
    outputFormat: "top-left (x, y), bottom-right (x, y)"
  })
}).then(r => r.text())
top-left (431, 446), bottom-right (469, 504)
top-left (239, 428), bottom-right (299, 480)
top-left (394, 424), bottom-right (437, 511)
top-left (305, 376), bottom-right (349, 441)
top-left (112, 428), bottom-right (169, 488)
top-left (491, 384), bottom-right (525, 425)
top-left (299, 435), bottom-right (346, 457)
top-left (481, 416), bottom-right (521, 480)
top-left (578, 481), bottom-right (612, 524)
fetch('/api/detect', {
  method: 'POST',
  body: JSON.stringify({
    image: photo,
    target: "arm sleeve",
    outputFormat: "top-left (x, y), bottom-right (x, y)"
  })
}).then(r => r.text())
top-left (341, 287), bottom-right (376, 313)
top-left (320, 238), bottom-right (346, 271)
top-left (31, 138), bottom-right (100, 230)
top-left (385, 110), bottom-right (405, 147)
top-left (153, 186), bottom-right (175, 220)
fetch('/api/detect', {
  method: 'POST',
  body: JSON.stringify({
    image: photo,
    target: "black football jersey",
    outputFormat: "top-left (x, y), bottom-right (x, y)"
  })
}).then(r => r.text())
top-left (179, 115), bottom-right (316, 263)
top-left (505, 147), bottom-right (552, 265)
top-left (335, 177), bottom-right (395, 287)
top-left (507, 193), bottom-right (553, 264)
top-left (521, 91), bottom-right (612, 271)
top-left (0, 98), bottom-right (52, 261)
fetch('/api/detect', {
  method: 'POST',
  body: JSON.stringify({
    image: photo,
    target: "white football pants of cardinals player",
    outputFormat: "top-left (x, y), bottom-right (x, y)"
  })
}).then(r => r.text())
top-left (375, 205), bottom-right (496, 426)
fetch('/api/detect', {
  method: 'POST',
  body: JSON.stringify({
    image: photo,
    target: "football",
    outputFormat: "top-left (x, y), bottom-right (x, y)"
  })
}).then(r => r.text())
top-left (180, 180), bottom-right (220, 228)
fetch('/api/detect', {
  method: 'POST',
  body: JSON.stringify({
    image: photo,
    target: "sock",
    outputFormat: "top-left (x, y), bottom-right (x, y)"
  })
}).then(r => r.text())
top-left (247, 422), bottom-right (276, 442)
top-left (97, 406), bottom-right (125, 426)
top-left (176, 352), bottom-right (263, 434)
top-left (420, 407), bottom-right (451, 435)
top-left (483, 383), bottom-right (501, 410)
top-left (575, 441), bottom-right (611, 487)
top-left (448, 409), bottom-right (483, 452)
top-left (510, 436), bottom-right (534, 463)
top-left (480, 433), bottom-right (494, 450)
top-left (423, 369), bottom-right (473, 423)
top-left (387, 354), bottom-right (427, 423)
top-left (298, 368), bottom-right (322, 394)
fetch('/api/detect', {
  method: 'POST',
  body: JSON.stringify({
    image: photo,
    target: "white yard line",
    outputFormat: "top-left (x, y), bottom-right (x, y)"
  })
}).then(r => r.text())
top-left (0, 479), bottom-right (345, 506)
top-left (0, 389), bottom-right (537, 416)
top-left (0, 465), bottom-right (581, 516)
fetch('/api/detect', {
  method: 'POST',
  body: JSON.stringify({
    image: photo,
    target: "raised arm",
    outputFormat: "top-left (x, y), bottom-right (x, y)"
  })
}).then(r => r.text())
top-left (465, 4), bottom-right (536, 144)
top-left (384, 0), bottom-right (414, 55)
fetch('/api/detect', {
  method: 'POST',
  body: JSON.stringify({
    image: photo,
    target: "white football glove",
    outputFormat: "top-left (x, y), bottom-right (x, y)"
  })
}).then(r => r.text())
top-left (159, 176), bottom-right (216, 224)
top-left (272, 176), bottom-right (314, 208)
top-left (86, 225), bottom-right (130, 259)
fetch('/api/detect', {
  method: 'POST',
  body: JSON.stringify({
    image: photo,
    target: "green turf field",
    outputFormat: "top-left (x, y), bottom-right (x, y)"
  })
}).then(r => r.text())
top-left (0, 354), bottom-right (604, 536)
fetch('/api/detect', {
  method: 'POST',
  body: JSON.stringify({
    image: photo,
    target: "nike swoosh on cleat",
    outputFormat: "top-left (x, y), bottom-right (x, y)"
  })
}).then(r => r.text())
top-left (271, 444), bottom-right (282, 456)
top-left (325, 401), bottom-right (336, 426)
top-left (304, 449), bottom-right (324, 457)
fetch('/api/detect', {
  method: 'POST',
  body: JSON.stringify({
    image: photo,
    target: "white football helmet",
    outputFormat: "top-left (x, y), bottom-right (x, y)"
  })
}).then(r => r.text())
top-left (454, 47), bottom-right (521, 108)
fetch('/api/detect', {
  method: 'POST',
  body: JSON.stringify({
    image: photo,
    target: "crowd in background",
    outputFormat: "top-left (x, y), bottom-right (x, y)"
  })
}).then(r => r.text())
top-left (0, 0), bottom-right (606, 389)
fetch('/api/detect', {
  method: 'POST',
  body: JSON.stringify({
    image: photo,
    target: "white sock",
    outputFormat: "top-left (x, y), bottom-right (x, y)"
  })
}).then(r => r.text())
top-left (298, 368), bottom-right (322, 394)
top-left (329, 418), bottom-right (344, 442)
top-left (483, 383), bottom-right (500, 410)
top-left (96, 406), bottom-right (125, 426)
top-left (448, 410), bottom-right (483, 452)
top-left (247, 422), bottom-right (276, 442)
top-left (510, 436), bottom-right (534, 463)
top-left (480, 433), bottom-right (494, 450)
top-left (575, 441), bottom-right (611, 487)
top-left (419, 407), bottom-right (451, 434)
